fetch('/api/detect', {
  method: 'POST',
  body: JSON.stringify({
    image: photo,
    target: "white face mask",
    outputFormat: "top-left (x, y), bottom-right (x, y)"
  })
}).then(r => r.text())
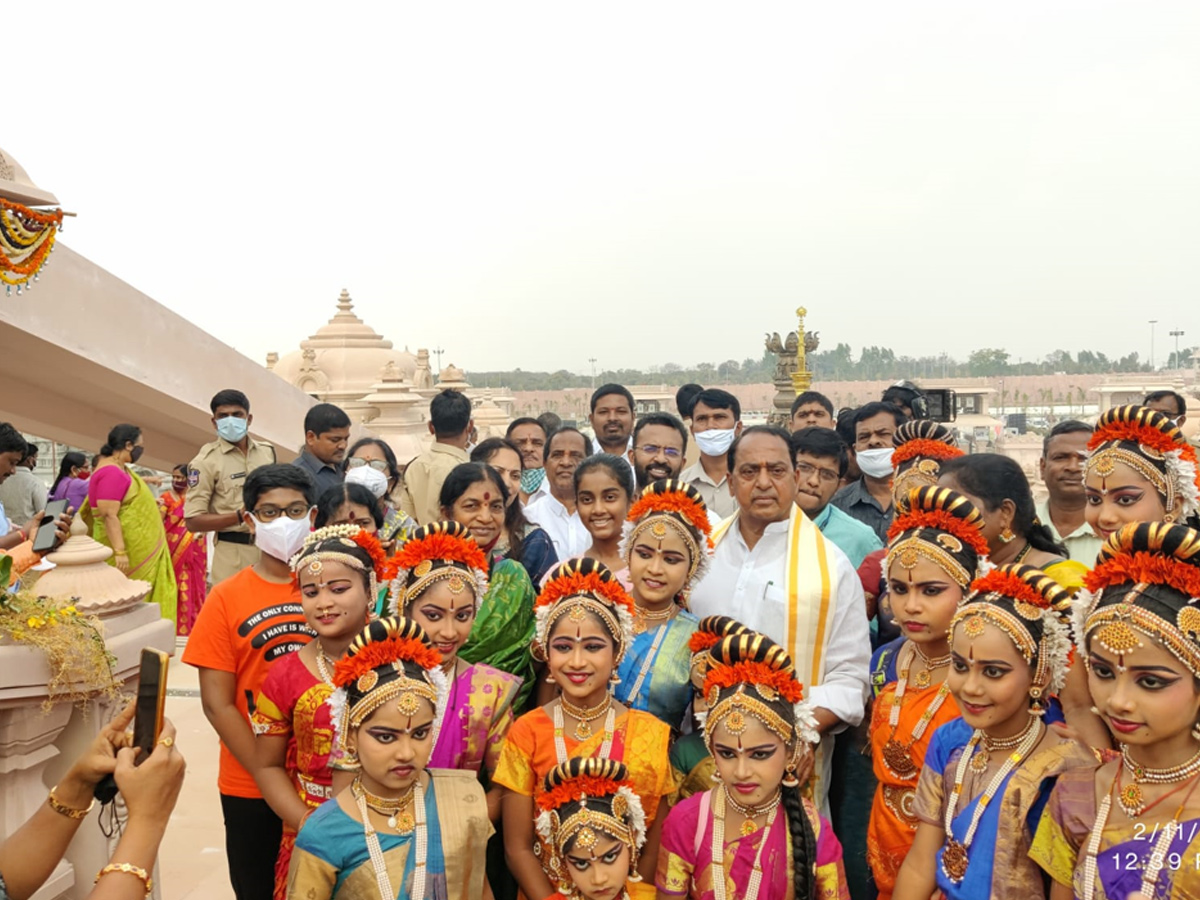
top-left (254, 515), bottom-right (312, 563)
top-left (695, 427), bottom-right (738, 458)
top-left (345, 465), bottom-right (388, 499)
top-left (856, 447), bottom-right (895, 479)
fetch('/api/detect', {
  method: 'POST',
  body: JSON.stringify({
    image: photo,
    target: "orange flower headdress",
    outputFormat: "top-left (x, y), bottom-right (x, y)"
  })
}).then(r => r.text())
top-left (534, 758), bottom-right (647, 896)
top-left (1074, 522), bottom-right (1200, 679)
top-left (326, 617), bottom-right (448, 764)
top-left (951, 564), bottom-right (1073, 704)
top-left (699, 631), bottom-right (819, 748)
top-left (291, 524), bottom-right (396, 603)
top-left (624, 479), bottom-right (714, 590)
top-left (886, 487), bottom-right (989, 589)
top-left (1085, 405), bottom-right (1199, 521)
top-left (891, 421), bottom-right (964, 502)
top-left (388, 521), bottom-right (490, 614)
top-left (534, 558), bottom-right (636, 664)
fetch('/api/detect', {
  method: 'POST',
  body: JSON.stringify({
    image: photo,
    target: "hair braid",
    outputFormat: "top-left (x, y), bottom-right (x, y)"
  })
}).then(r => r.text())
top-left (781, 782), bottom-right (815, 900)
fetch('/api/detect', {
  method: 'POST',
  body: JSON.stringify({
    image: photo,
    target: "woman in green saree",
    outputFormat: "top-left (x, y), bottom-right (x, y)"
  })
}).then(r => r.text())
top-left (418, 463), bottom-right (538, 713)
top-left (88, 424), bottom-right (177, 623)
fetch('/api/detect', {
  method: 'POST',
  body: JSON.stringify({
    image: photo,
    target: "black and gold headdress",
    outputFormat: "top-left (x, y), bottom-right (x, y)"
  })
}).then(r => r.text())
top-left (624, 479), bottom-right (714, 589)
top-left (534, 558), bottom-right (637, 664)
top-left (891, 420), bottom-right (964, 501)
top-left (951, 565), bottom-right (1074, 704)
top-left (1085, 405), bottom-right (1199, 522)
top-left (1074, 522), bottom-right (1200, 678)
top-left (387, 521), bottom-right (490, 613)
top-left (534, 757), bottom-right (647, 898)
top-left (886, 486), bottom-right (990, 589)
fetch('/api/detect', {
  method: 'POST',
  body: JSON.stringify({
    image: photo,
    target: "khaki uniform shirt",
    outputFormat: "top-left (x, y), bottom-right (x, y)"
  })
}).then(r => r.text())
top-left (403, 443), bottom-right (470, 525)
top-left (185, 437), bottom-right (276, 584)
top-left (680, 460), bottom-right (739, 520)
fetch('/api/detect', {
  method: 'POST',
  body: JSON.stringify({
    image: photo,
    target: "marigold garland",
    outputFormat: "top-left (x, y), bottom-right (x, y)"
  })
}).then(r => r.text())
top-left (393, 530), bottom-right (487, 575)
top-left (891, 438), bottom-right (965, 466)
top-left (1084, 551), bottom-right (1200, 599)
top-left (537, 774), bottom-right (630, 812)
top-left (628, 491), bottom-right (714, 543)
top-left (0, 199), bottom-right (61, 288)
top-left (887, 507), bottom-right (990, 556)
top-left (969, 569), bottom-right (1055, 610)
top-left (1089, 419), bottom-right (1195, 463)
top-left (332, 636), bottom-right (442, 688)
top-left (689, 631), bottom-right (722, 653)
top-left (702, 661), bottom-right (805, 704)
top-left (535, 570), bottom-right (636, 615)
top-left (351, 529), bottom-right (396, 581)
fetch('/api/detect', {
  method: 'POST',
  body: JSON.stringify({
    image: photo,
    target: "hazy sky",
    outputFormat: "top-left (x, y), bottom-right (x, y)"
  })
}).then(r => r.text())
top-left (9, 3), bottom-right (1200, 374)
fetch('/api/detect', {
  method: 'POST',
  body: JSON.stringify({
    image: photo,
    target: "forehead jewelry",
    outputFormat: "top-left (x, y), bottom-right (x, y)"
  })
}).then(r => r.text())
top-left (651, 521), bottom-right (669, 539)
top-left (308, 559), bottom-right (323, 576)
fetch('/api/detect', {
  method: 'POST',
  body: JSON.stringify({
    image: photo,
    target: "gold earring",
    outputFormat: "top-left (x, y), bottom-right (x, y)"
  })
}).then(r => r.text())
top-left (999, 527), bottom-right (1016, 544)
top-left (711, 770), bottom-right (722, 783)
top-left (782, 765), bottom-right (800, 788)
top-left (1192, 721), bottom-right (1200, 742)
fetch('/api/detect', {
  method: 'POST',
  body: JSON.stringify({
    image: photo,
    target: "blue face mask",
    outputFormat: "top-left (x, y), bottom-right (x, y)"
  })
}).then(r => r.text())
top-left (216, 416), bottom-right (249, 443)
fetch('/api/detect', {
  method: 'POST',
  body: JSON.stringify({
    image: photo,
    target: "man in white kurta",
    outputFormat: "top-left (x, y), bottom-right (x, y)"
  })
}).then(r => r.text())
top-left (689, 426), bottom-right (871, 810)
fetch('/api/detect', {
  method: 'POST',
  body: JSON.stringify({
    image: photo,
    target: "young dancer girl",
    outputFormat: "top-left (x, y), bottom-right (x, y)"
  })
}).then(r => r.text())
top-left (254, 525), bottom-right (387, 899)
top-left (1031, 522), bottom-right (1200, 899)
top-left (616, 479), bottom-right (709, 731)
top-left (670, 616), bottom-right (752, 802)
top-left (390, 520), bottom-right (522, 820)
top-left (657, 630), bottom-right (849, 900)
top-left (288, 617), bottom-right (491, 899)
top-left (867, 486), bottom-right (989, 900)
top-left (535, 757), bottom-right (648, 900)
top-left (493, 558), bottom-right (675, 900)
top-left (893, 565), bottom-right (1093, 900)
top-left (1083, 404), bottom-right (1200, 541)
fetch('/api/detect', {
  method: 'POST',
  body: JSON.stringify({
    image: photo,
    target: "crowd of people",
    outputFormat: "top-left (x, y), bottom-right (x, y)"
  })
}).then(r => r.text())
top-left (0, 379), bottom-right (1196, 900)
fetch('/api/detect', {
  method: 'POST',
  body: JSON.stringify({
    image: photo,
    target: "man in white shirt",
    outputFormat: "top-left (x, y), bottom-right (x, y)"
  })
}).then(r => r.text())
top-left (525, 427), bottom-right (593, 559)
top-left (1036, 420), bottom-right (1102, 566)
top-left (0, 441), bottom-right (47, 524)
top-left (689, 425), bottom-right (871, 808)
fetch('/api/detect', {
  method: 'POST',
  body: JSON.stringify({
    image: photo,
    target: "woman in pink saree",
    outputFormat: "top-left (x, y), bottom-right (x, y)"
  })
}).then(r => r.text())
top-left (159, 464), bottom-right (206, 634)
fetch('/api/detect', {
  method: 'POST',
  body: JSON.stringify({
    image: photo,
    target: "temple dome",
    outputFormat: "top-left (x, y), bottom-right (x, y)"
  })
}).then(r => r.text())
top-left (0, 147), bottom-right (59, 206)
top-left (270, 289), bottom-right (417, 399)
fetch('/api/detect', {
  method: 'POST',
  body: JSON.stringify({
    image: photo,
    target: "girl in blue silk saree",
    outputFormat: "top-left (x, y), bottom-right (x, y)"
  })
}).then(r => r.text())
top-left (613, 480), bottom-right (712, 732)
top-left (287, 617), bottom-right (491, 900)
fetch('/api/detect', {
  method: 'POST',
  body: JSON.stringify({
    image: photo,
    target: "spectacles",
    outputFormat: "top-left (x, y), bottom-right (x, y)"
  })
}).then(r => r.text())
top-left (735, 462), bottom-right (793, 482)
top-left (347, 458), bottom-right (389, 472)
top-left (252, 503), bottom-right (312, 521)
top-left (795, 462), bottom-right (840, 485)
top-left (637, 445), bottom-right (682, 459)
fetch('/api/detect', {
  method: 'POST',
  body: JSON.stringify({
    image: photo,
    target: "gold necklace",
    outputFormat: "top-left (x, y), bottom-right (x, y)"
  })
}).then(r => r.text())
top-left (559, 694), bottom-right (613, 740)
top-left (969, 714), bottom-right (1039, 773)
top-left (910, 644), bottom-right (951, 689)
top-left (353, 776), bottom-right (416, 832)
top-left (725, 789), bottom-right (783, 837)
top-left (634, 603), bottom-right (675, 635)
top-left (941, 718), bottom-right (1043, 883)
top-left (882, 643), bottom-right (953, 779)
top-left (314, 643), bottom-right (335, 686)
top-left (1118, 744), bottom-right (1200, 817)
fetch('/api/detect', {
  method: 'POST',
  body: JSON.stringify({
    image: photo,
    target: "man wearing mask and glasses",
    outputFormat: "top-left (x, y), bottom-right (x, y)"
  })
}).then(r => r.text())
top-left (183, 463), bottom-right (316, 900)
top-left (679, 388), bottom-right (742, 521)
top-left (185, 389), bottom-right (277, 584)
top-left (830, 401), bottom-right (908, 545)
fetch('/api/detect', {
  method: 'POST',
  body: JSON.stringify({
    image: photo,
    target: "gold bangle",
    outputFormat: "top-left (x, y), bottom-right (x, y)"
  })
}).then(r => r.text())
top-left (95, 862), bottom-right (153, 897)
top-left (48, 784), bottom-right (95, 820)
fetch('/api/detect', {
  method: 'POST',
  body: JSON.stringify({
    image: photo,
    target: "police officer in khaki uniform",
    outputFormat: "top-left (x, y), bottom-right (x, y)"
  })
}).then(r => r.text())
top-left (185, 389), bottom-right (276, 585)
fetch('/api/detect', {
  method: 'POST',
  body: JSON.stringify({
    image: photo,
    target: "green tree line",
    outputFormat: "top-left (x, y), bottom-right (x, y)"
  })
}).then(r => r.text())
top-left (467, 345), bottom-right (1194, 391)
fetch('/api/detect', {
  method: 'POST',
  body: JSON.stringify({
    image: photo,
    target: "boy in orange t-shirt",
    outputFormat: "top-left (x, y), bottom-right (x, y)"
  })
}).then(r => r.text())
top-left (183, 464), bottom-right (317, 900)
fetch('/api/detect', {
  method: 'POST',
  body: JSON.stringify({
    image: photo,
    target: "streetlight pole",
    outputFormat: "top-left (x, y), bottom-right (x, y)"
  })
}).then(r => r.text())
top-left (1171, 329), bottom-right (1186, 369)
top-left (433, 346), bottom-right (445, 373)
top-left (589, 357), bottom-right (597, 390)
top-left (1149, 321), bottom-right (1158, 370)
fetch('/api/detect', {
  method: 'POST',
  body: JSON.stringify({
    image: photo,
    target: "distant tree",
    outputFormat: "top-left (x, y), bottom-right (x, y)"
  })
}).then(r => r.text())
top-left (968, 348), bottom-right (1010, 376)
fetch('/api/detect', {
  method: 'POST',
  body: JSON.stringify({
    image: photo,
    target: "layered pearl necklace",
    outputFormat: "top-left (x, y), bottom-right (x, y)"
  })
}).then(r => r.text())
top-left (882, 642), bottom-right (953, 780)
top-left (553, 700), bottom-right (616, 762)
top-left (352, 775), bottom-right (427, 900)
top-left (1117, 744), bottom-right (1200, 817)
top-left (711, 785), bottom-right (781, 900)
top-left (314, 642), bottom-right (336, 686)
top-left (940, 716), bottom-right (1043, 884)
top-left (725, 789), bottom-right (783, 838)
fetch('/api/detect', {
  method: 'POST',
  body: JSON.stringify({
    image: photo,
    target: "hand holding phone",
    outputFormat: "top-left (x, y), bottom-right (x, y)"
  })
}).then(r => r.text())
top-left (32, 499), bottom-right (69, 553)
top-left (95, 649), bottom-right (169, 803)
